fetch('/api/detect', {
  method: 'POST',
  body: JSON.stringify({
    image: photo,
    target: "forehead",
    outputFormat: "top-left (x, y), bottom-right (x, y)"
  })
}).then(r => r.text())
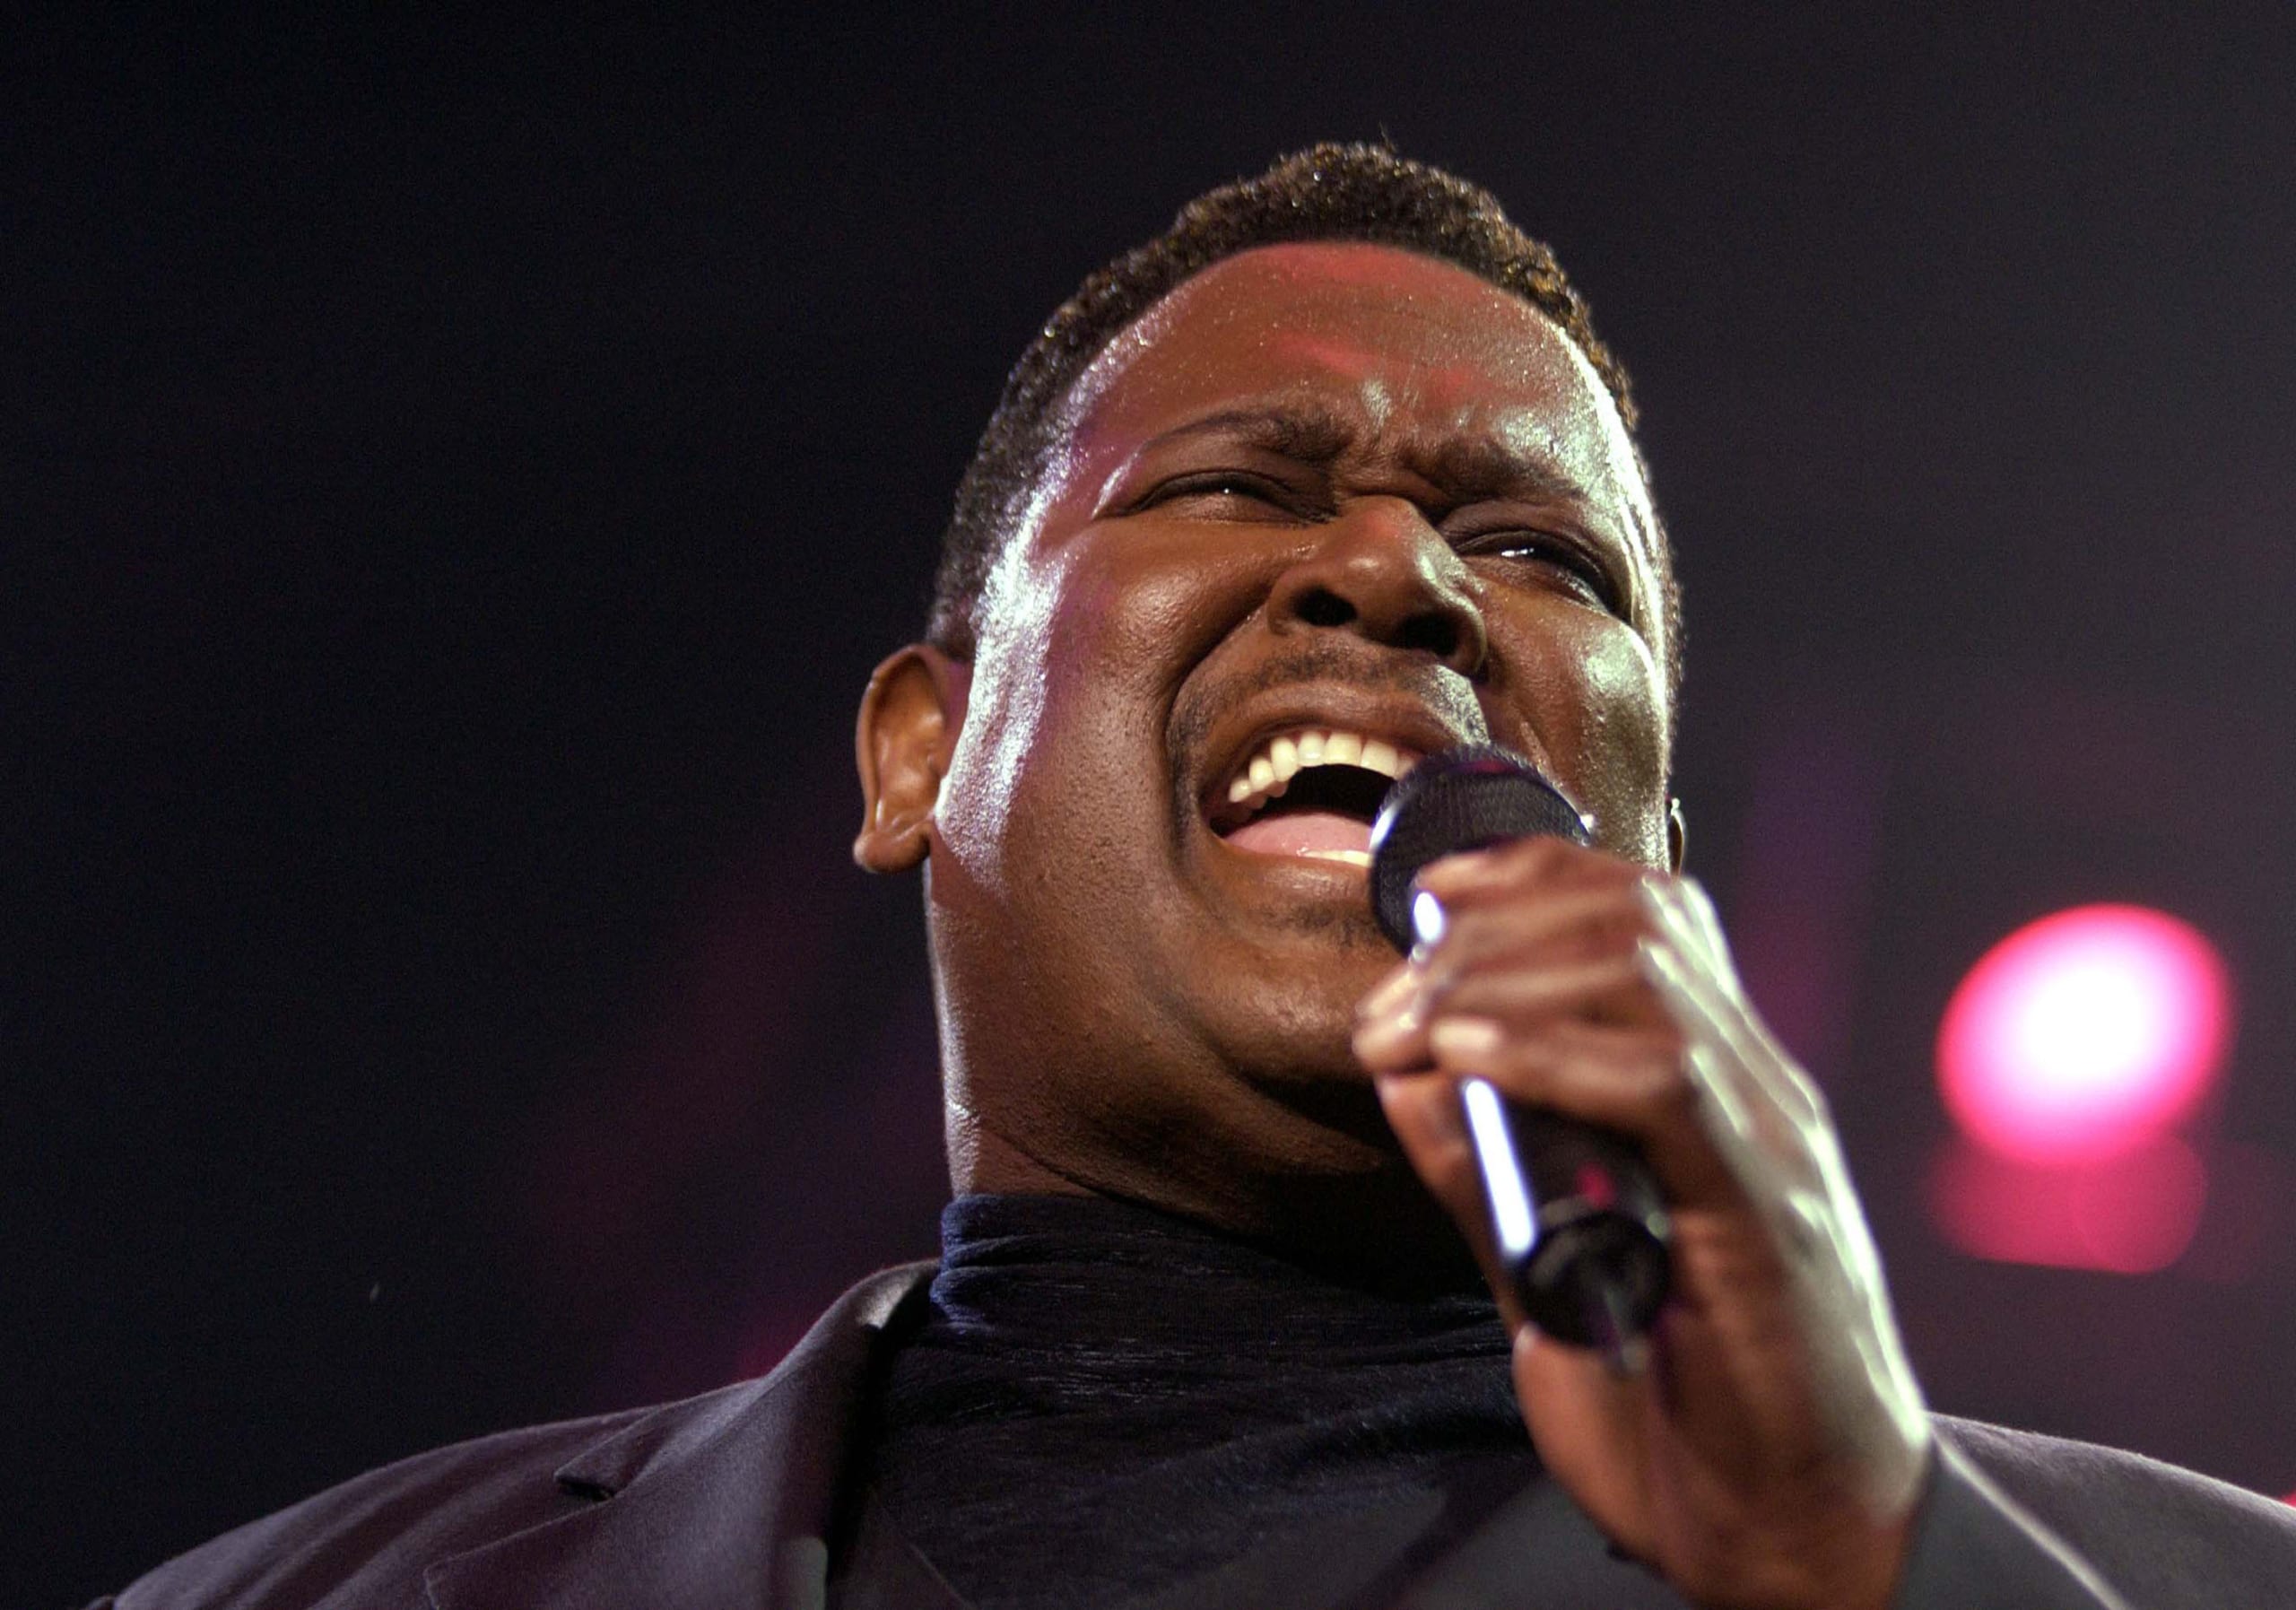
top-left (1057, 242), bottom-right (1648, 515)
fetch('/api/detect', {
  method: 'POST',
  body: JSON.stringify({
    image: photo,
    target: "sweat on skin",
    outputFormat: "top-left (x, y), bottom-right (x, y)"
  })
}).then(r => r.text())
top-left (856, 242), bottom-right (1927, 1610)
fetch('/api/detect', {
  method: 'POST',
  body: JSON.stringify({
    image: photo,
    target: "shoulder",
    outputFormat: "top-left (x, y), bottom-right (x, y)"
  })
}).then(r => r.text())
top-left (1936, 1414), bottom-right (2296, 1606)
top-left (96, 1401), bottom-right (662, 1610)
top-left (95, 1264), bottom-right (936, 1610)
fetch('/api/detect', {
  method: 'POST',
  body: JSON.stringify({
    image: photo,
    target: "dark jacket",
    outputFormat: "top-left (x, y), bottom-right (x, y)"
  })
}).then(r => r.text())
top-left (93, 1265), bottom-right (2296, 1609)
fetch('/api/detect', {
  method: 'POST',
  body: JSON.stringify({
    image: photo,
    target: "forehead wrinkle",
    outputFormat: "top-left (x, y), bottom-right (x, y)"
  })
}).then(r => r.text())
top-left (1399, 430), bottom-right (1589, 506)
top-left (1121, 395), bottom-right (1595, 495)
top-left (1135, 397), bottom-right (1360, 463)
top-left (1049, 276), bottom-right (1667, 663)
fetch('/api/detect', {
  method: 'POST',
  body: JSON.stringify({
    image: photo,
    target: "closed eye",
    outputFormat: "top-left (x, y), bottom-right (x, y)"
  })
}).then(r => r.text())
top-left (1455, 529), bottom-right (1622, 612)
top-left (1134, 470), bottom-right (1316, 519)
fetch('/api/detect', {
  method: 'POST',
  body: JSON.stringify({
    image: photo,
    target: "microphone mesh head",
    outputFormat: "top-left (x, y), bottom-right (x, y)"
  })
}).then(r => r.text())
top-left (1368, 746), bottom-right (1591, 952)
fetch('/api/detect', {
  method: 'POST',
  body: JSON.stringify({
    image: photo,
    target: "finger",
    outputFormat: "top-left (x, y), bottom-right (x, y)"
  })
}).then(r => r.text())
top-left (1417, 883), bottom-right (1657, 983)
top-left (1681, 1039), bottom-right (1770, 1186)
top-left (1358, 891), bottom-right (1662, 1067)
top-left (1636, 881), bottom-right (1824, 1134)
top-left (1636, 936), bottom-right (1826, 1136)
top-left (1361, 962), bottom-right (1420, 1021)
top-left (1373, 1067), bottom-right (1512, 1296)
top-left (1512, 1324), bottom-right (1659, 1561)
top-left (1352, 962), bottom-right (1435, 1074)
top-left (1629, 942), bottom-right (1889, 1301)
top-left (1635, 877), bottom-right (1731, 985)
top-left (1374, 1065), bottom-right (1470, 1162)
top-left (1422, 1016), bottom-right (1747, 1209)
top-left (1379, 1058), bottom-right (1669, 1571)
top-left (1363, 875), bottom-right (1669, 1070)
top-left (1414, 833), bottom-right (1636, 903)
top-left (1421, 952), bottom-right (1665, 1031)
top-left (1639, 940), bottom-right (1817, 1177)
top-left (1353, 992), bottom-right (1433, 1073)
top-left (1670, 876), bottom-right (1745, 991)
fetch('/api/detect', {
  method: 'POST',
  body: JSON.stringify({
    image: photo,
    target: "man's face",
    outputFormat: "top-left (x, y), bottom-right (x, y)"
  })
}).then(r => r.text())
top-left (905, 242), bottom-right (1674, 1228)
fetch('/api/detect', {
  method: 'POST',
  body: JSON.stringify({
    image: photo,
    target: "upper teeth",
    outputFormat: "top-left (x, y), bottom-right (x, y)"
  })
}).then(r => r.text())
top-left (1223, 727), bottom-right (1419, 812)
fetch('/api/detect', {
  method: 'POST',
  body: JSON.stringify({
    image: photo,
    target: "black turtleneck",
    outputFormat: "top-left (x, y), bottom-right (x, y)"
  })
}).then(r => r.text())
top-left (846, 1193), bottom-right (1544, 1610)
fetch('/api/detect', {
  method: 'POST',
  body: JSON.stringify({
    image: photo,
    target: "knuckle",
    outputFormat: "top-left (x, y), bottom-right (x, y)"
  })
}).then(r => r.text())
top-left (1776, 1191), bottom-right (1831, 1262)
top-left (1504, 834), bottom-right (1593, 885)
top-left (1635, 1040), bottom-right (1702, 1122)
top-left (1683, 876), bottom-right (1727, 939)
top-left (1616, 901), bottom-right (1667, 952)
top-left (1520, 833), bottom-right (1574, 867)
top-left (1654, 1068), bottom-right (1704, 1127)
top-left (1438, 902), bottom-right (1500, 950)
top-left (1633, 878), bottom-right (1692, 944)
top-left (1791, 1071), bottom-right (1833, 1126)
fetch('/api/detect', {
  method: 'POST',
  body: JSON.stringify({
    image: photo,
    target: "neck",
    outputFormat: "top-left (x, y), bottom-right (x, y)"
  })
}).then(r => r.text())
top-left (947, 1091), bottom-right (1484, 1303)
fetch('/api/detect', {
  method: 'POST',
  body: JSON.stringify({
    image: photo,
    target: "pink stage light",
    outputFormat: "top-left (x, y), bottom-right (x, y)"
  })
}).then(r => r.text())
top-left (1926, 1134), bottom-right (2208, 1274)
top-left (1937, 904), bottom-right (2231, 1164)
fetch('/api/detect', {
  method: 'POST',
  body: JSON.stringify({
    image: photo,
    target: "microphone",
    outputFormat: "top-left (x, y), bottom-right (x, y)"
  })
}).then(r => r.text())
top-left (1368, 745), bottom-right (1672, 1358)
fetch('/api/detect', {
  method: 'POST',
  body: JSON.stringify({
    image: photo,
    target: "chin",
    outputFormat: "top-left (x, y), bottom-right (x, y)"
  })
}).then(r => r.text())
top-left (1197, 970), bottom-right (1382, 1085)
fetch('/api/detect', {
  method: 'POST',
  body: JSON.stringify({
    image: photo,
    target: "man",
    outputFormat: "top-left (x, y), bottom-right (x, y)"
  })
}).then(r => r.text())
top-left (100, 144), bottom-right (2296, 1609)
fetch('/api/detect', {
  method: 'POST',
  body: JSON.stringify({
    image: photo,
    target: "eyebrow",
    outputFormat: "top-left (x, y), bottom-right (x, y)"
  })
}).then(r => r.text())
top-left (1142, 404), bottom-right (1358, 465)
top-left (1138, 403), bottom-right (1593, 507)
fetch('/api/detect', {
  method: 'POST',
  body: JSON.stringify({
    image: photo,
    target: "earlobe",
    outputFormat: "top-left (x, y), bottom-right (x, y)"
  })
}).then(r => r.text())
top-left (1666, 797), bottom-right (1688, 874)
top-left (854, 644), bottom-right (970, 874)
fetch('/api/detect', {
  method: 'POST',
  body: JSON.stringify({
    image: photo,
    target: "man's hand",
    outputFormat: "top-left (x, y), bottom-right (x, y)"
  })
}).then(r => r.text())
top-left (1352, 837), bottom-right (1933, 1610)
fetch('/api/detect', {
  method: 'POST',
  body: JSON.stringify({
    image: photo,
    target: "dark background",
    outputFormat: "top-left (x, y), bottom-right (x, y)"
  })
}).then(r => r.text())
top-left (11, 6), bottom-right (2296, 1602)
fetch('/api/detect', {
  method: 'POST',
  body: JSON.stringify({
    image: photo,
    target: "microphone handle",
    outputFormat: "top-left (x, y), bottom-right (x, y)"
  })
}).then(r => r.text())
top-left (1457, 1075), bottom-right (1671, 1353)
top-left (1365, 745), bottom-right (1673, 1358)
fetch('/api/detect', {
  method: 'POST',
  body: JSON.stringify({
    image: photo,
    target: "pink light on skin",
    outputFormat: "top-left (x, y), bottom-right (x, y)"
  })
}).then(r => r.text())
top-left (1937, 904), bottom-right (2232, 1165)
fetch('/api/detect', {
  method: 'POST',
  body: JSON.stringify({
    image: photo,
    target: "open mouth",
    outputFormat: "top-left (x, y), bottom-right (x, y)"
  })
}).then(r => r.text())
top-left (1205, 727), bottom-right (1421, 868)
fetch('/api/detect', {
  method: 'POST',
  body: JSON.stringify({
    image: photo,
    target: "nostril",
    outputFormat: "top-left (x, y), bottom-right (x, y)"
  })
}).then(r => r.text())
top-left (1396, 612), bottom-right (1460, 660)
top-left (1295, 588), bottom-right (1355, 629)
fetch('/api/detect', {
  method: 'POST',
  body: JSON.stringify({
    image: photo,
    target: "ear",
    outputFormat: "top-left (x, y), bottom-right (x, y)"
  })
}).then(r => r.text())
top-left (1665, 796), bottom-right (1688, 875)
top-left (855, 644), bottom-right (970, 874)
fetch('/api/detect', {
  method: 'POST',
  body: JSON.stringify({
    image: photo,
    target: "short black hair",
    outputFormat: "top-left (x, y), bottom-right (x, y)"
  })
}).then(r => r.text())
top-left (929, 142), bottom-right (1681, 706)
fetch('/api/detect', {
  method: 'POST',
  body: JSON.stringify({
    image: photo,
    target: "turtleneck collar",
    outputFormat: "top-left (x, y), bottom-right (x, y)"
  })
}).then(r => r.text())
top-left (926, 1191), bottom-right (1509, 1377)
top-left (848, 1193), bottom-right (1536, 1610)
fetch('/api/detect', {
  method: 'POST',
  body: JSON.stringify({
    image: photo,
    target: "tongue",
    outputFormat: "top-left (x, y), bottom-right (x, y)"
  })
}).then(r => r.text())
top-left (1226, 810), bottom-right (1374, 858)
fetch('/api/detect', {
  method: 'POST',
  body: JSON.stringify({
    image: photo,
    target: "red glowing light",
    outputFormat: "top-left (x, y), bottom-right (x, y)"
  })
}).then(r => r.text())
top-left (1926, 1134), bottom-right (2208, 1274)
top-left (1937, 905), bottom-right (2231, 1163)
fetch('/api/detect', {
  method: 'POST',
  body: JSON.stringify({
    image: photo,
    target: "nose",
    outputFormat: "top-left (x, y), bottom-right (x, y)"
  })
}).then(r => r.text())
top-left (1265, 498), bottom-right (1488, 677)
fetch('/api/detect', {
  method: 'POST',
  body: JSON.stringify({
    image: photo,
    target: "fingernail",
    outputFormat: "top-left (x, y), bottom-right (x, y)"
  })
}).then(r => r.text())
top-left (1352, 1010), bottom-right (1418, 1061)
top-left (1429, 1017), bottom-right (1504, 1058)
top-left (1360, 966), bottom-right (1420, 1020)
top-left (1413, 850), bottom-right (1493, 892)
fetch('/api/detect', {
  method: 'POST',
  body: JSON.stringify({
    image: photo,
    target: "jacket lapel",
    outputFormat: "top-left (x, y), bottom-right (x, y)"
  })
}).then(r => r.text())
top-left (424, 1264), bottom-right (935, 1610)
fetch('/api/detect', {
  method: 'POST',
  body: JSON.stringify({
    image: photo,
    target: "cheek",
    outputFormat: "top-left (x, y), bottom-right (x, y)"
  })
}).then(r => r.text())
top-left (934, 545), bottom-right (1069, 886)
top-left (1503, 612), bottom-right (1672, 866)
top-left (935, 527), bottom-right (1264, 889)
top-left (1065, 521), bottom-right (1274, 695)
